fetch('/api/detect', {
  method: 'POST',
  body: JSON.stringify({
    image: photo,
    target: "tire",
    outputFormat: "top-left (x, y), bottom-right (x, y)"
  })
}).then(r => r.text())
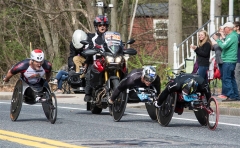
top-left (112, 90), bottom-right (127, 122)
top-left (207, 97), bottom-right (219, 130)
top-left (42, 89), bottom-right (57, 124)
top-left (157, 93), bottom-right (176, 126)
top-left (90, 104), bottom-right (103, 114)
top-left (145, 102), bottom-right (157, 121)
top-left (194, 108), bottom-right (207, 126)
top-left (109, 79), bottom-right (120, 116)
top-left (10, 80), bottom-right (23, 121)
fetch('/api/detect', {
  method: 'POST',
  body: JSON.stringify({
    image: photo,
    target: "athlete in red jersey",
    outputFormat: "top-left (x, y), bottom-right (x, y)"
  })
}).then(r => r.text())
top-left (3, 49), bottom-right (52, 85)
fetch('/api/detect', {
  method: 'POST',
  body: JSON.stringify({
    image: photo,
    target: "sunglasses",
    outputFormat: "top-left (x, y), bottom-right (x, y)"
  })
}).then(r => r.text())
top-left (98, 24), bottom-right (106, 27)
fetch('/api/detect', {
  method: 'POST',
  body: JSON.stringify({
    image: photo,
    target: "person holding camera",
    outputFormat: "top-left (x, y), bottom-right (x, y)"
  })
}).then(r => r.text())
top-left (68, 29), bottom-right (88, 76)
top-left (212, 22), bottom-right (239, 101)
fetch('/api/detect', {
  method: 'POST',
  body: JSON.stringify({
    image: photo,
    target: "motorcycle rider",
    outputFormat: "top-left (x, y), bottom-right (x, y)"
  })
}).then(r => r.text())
top-left (108, 66), bottom-right (161, 104)
top-left (153, 73), bottom-right (211, 108)
top-left (68, 29), bottom-right (88, 77)
top-left (83, 15), bottom-right (109, 102)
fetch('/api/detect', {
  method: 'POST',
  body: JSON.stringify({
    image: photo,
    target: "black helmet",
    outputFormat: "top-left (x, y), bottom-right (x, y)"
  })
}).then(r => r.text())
top-left (93, 15), bottom-right (109, 27)
top-left (182, 78), bottom-right (198, 95)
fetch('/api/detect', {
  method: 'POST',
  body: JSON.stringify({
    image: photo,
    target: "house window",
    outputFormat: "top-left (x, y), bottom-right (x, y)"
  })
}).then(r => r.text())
top-left (153, 19), bottom-right (168, 39)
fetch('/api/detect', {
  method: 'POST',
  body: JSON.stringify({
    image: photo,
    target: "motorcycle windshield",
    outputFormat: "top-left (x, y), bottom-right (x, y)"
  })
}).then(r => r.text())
top-left (104, 31), bottom-right (121, 54)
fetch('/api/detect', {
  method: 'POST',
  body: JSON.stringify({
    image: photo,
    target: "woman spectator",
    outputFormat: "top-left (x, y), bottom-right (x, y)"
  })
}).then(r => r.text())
top-left (190, 30), bottom-right (212, 81)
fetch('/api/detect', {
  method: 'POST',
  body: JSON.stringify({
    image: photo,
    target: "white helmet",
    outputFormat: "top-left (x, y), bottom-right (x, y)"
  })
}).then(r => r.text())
top-left (31, 49), bottom-right (44, 62)
top-left (72, 30), bottom-right (87, 49)
top-left (142, 66), bottom-right (157, 82)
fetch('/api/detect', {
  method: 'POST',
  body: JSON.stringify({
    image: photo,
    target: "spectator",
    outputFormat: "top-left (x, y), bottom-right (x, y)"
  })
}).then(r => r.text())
top-left (211, 26), bottom-right (227, 98)
top-left (50, 65), bottom-right (68, 93)
top-left (233, 21), bottom-right (240, 97)
top-left (213, 22), bottom-right (239, 101)
top-left (190, 30), bottom-right (212, 81)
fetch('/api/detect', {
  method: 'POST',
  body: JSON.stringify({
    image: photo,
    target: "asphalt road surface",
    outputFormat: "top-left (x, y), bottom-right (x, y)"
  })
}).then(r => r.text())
top-left (1, 100), bottom-right (240, 148)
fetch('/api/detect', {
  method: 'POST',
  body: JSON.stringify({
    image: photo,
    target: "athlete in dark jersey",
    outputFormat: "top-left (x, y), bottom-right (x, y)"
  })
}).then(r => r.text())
top-left (108, 66), bottom-right (161, 104)
top-left (3, 49), bottom-right (52, 85)
top-left (154, 73), bottom-right (211, 107)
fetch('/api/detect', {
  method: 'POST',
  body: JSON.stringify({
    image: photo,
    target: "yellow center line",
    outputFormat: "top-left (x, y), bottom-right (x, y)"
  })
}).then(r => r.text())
top-left (0, 130), bottom-right (88, 148)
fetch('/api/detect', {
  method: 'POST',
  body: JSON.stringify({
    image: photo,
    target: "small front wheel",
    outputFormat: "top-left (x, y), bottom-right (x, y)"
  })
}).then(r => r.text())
top-left (42, 90), bottom-right (57, 124)
top-left (207, 97), bottom-right (219, 130)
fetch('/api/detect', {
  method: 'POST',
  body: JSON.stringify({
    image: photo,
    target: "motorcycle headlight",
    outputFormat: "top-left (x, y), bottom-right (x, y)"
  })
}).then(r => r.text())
top-left (106, 56), bottom-right (114, 63)
top-left (115, 56), bottom-right (122, 63)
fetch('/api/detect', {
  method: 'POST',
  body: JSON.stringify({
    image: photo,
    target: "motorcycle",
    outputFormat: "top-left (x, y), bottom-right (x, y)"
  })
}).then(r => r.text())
top-left (67, 67), bottom-right (86, 94)
top-left (81, 31), bottom-right (137, 114)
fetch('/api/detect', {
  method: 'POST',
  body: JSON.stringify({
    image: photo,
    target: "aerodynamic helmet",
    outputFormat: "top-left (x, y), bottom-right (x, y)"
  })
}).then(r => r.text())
top-left (72, 30), bottom-right (87, 49)
top-left (182, 78), bottom-right (198, 95)
top-left (142, 66), bottom-right (157, 83)
top-left (30, 49), bottom-right (44, 62)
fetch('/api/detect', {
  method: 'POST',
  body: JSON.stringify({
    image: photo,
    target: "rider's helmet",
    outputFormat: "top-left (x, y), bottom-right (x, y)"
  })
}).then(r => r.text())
top-left (142, 66), bottom-right (157, 83)
top-left (182, 78), bottom-right (198, 95)
top-left (72, 30), bottom-right (87, 49)
top-left (30, 49), bottom-right (44, 62)
top-left (93, 15), bottom-right (109, 32)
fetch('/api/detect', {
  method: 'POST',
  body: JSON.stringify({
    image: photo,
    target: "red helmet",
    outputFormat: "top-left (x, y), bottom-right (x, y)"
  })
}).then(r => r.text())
top-left (93, 15), bottom-right (109, 27)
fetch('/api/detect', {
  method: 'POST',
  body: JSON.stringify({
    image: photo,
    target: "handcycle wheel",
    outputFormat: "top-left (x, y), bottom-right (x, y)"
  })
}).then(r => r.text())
top-left (194, 108), bottom-right (207, 126)
top-left (157, 93), bottom-right (176, 126)
top-left (145, 102), bottom-right (157, 121)
top-left (42, 90), bottom-right (57, 124)
top-left (112, 91), bottom-right (127, 122)
top-left (10, 80), bottom-right (23, 121)
top-left (207, 97), bottom-right (219, 130)
top-left (108, 79), bottom-right (120, 116)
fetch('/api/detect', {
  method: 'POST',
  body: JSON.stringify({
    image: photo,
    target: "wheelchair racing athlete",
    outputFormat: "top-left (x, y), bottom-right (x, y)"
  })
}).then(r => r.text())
top-left (3, 49), bottom-right (52, 102)
top-left (108, 66), bottom-right (161, 104)
top-left (153, 73), bottom-right (211, 109)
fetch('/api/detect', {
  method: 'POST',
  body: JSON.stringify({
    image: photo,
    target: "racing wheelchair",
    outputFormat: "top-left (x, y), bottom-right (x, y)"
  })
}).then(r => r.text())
top-left (10, 78), bottom-right (57, 124)
top-left (110, 86), bottom-right (157, 122)
top-left (156, 71), bottom-right (219, 130)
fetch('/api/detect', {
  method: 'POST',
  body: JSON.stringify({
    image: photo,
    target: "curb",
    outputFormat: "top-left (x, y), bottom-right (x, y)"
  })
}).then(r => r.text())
top-left (1, 93), bottom-right (240, 116)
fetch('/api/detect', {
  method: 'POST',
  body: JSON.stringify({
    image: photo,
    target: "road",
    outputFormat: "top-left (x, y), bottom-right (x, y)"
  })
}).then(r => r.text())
top-left (0, 100), bottom-right (240, 148)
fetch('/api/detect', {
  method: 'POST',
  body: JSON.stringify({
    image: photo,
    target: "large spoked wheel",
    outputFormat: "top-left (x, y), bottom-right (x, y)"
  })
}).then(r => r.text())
top-left (145, 102), bottom-right (157, 121)
top-left (207, 97), bottom-right (219, 130)
top-left (42, 90), bottom-right (57, 124)
top-left (10, 80), bottom-right (23, 121)
top-left (194, 108), bottom-right (207, 126)
top-left (112, 91), bottom-right (127, 122)
top-left (157, 93), bottom-right (177, 126)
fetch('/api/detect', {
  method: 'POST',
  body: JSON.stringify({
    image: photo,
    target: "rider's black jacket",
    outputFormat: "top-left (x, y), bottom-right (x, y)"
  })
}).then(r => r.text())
top-left (85, 33), bottom-right (105, 64)
top-left (110, 69), bottom-right (161, 101)
top-left (68, 42), bottom-right (86, 69)
top-left (157, 73), bottom-right (211, 106)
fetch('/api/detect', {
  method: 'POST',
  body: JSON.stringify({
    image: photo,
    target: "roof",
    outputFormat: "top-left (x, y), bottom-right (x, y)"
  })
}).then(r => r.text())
top-left (135, 3), bottom-right (168, 17)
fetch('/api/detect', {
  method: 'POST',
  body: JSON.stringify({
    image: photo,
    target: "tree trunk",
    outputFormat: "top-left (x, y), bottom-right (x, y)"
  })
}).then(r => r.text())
top-left (215, 0), bottom-right (222, 16)
top-left (110, 0), bottom-right (117, 31)
top-left (168, 0), bottom-right (182, 68)
top-left (197, 0), bottom-right (202, 28)
top-left (120, 0), bottom-right (129, 42)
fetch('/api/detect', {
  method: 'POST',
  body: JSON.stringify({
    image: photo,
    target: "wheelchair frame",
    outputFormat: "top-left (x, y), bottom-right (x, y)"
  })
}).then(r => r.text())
top-left (10, 78), bottom-right (57, 124)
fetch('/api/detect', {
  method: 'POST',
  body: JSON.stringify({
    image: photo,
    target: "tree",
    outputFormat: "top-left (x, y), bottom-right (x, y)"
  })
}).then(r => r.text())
top-left (168, 0), bottom-right (182, 68)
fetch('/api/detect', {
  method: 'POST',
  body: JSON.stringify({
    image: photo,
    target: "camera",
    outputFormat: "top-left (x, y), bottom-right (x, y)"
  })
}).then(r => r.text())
top-left (215, 33), bottom-right (221, 36)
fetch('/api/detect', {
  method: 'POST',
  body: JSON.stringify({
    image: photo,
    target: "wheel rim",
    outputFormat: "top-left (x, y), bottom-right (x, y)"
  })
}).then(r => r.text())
top-left (10, 80), bottom-right (23, 121)
top-left (113, 92), bottom-right (127, 122)
top-left (207, 97), bottom-right (219, 130)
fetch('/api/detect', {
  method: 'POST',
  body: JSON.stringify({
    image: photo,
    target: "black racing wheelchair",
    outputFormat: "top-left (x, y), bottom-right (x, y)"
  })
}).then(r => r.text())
top-left (10, 78), bottom-right (57, 124)
top-left (110, 86), bottom-right (157, 122)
